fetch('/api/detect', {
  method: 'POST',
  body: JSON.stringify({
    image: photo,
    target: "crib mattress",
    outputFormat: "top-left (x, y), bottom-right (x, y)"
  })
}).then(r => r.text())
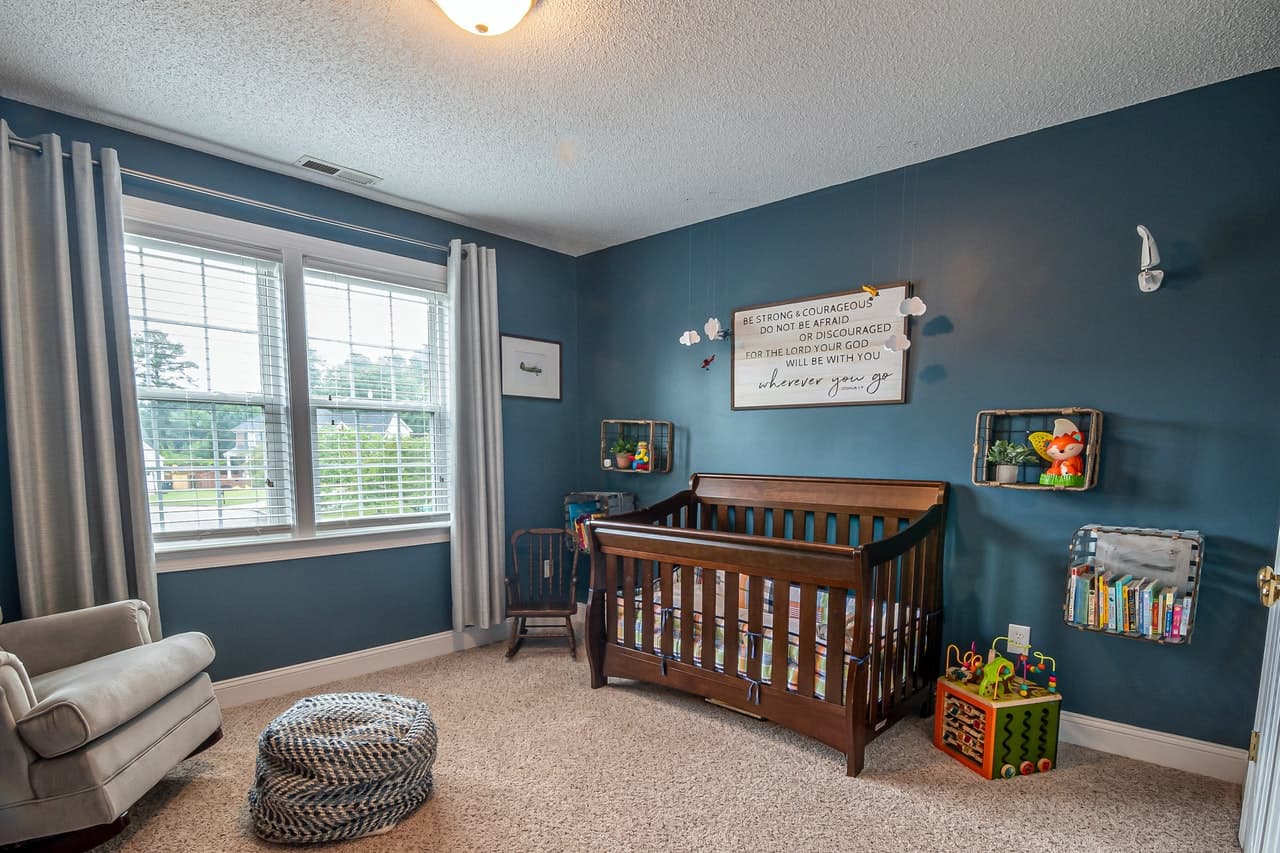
top-left (613, 567), bottom-right (910, 702)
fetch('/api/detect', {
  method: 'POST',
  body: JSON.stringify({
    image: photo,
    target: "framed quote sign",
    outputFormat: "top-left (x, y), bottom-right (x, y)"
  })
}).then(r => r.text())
top-left (731, 283), bottom-right (911, 410)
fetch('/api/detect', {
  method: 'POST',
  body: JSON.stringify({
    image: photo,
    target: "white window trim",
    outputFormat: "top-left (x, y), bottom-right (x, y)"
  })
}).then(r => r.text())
top-left (124, 196), bottom-right (451, 571)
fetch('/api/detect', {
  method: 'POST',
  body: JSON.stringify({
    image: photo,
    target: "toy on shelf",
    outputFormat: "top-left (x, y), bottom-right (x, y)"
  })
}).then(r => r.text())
top-left (936, 636), bottom-right (1062, 780)
top-left (1030, 418), bottom-right (1086, 488)
top-left (632, 440), bottom-right (651, 471)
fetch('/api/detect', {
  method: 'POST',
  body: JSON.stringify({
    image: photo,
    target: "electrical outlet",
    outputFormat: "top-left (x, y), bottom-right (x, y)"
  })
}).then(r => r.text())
top-left (543, 559), bottom-right (553, 578)
top-left (1008, 623), bottom-right (1031, 655)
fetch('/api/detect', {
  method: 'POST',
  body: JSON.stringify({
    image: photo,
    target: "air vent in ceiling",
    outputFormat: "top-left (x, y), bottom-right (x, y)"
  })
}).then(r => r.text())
top-left (294, 155), bottom-right (382, 187)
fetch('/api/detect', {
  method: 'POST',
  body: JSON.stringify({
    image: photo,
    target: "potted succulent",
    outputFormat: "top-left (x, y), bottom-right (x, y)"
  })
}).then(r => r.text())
top-left (986, 440), bottom-right (1037, 484)
top-left (610, 437), bottom-right (637, 470)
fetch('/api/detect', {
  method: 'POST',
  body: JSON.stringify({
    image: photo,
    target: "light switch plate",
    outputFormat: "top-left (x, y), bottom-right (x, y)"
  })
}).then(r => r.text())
top-left (1008, 623), bottom-right (1031, 655)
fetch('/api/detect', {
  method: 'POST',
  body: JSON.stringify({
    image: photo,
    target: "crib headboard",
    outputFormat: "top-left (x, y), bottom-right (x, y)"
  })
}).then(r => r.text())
top-left (690, 473), bottom-right (946, 515)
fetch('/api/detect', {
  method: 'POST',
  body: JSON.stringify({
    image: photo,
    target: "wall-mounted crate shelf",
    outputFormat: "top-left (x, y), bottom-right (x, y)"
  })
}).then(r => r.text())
top-left (599, 419), bottom-right (672, 474)
top-left (564, 491), bottom-right (636, 553)
top-left (972, 407), bottom-right (1102, 491)
top-left (1063, 525), bottom-right (1203, 645)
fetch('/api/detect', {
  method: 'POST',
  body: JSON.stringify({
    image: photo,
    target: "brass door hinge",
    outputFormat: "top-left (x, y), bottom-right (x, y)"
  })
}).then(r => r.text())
top-left (1249, 730), bottom-right (1260, 762)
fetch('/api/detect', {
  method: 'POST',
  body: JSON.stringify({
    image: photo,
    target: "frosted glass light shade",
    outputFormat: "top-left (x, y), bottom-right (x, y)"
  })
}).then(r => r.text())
top-left (433, 0), bottom-right (533, 36)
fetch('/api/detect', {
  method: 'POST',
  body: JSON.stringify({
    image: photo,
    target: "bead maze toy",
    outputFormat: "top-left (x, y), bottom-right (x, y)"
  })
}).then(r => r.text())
top-left (936, 637), bottom-right (1062, 779)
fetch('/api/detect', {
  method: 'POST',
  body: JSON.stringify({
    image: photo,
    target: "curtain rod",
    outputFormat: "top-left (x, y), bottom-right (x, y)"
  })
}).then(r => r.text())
top-left (6, 136), bottom-right (451, 255)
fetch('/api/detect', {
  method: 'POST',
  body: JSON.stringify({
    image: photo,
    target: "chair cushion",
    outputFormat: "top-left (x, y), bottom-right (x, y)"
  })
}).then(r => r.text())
top-left (18, 632), bottom-right (215, 759)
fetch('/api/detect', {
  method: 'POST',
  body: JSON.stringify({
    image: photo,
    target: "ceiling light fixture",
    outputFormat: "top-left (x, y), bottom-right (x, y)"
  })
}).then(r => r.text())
top-left (433, 0), bottom-right (533, 36)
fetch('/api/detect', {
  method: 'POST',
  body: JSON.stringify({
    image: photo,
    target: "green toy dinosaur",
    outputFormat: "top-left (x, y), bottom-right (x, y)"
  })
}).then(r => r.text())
top-left (978, 654), bottom-right (1015, 700)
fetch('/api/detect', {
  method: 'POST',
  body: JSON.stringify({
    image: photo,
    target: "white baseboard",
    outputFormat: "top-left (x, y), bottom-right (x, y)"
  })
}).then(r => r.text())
top-left (213, 612), bottom-right (1245, 785)
top-left (213, 604), bottom-right (587, 709)
top-left (1060, 710), bottom-right (1248, 784)
top-left (214, 622), bottom-right (508, 708)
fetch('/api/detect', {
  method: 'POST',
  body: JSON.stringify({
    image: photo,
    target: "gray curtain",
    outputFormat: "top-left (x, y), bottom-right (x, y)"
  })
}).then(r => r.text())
top-left (0, 121), bottom-right (159, 636)
top-left (448, 239), bottom-right (505, 631)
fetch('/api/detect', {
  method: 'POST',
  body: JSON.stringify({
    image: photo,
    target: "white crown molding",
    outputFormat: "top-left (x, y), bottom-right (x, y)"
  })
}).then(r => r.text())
top-left (0, 86), bottom-right (587, 257)
top-left (1059, 710), bottom-right (1248, 784)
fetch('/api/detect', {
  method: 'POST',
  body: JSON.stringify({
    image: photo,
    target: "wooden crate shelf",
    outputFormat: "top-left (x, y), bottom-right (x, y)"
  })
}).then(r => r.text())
top-left (972, 407), bottom-right (1102, 491)
top-left (599, 419), bottom-right (672, 474)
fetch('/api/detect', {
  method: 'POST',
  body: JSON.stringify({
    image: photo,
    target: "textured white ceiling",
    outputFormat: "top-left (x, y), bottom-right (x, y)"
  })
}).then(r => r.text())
top-left (0, 1), bottom-right (1276, 256)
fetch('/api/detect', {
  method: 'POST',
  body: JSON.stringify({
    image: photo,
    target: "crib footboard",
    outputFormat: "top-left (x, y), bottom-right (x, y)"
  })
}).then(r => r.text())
top-left (585, 485), bottom-right (947, 777)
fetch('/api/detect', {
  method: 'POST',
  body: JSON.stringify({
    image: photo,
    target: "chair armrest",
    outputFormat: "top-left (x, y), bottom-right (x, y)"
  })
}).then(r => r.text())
top-left (0, 653), bottom-right (37, 806)
top-left (0, 600), bottom-right (153, 677)
top-left (16, 632), bottom-right (215, 759)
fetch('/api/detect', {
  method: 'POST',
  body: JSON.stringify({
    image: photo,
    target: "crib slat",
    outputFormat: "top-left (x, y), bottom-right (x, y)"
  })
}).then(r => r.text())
top-left (753, 506), bottom-right (767, 536)
top-left (623, 557), bottom-right (636, 649)
top-left (880, 548), bottom-right (901, 706)
top-left (813, 511), bottom-right (829, 544)
top-left (834, 513), bottom-right (851, 546)
top-left (825, 586), bottom-right (846, 704)
top-left (660, 563), bottom-right (674, 659)
top-left (770, 508), bottom-right (787, 538)
top-left (734, 506), bottom-right (748, 534)
top-left (747, 573), bottom-right (764, 682)
top-left (716, 504), bottom-right (729, 533)
top-left (915, 532), bottom-right (933, 680)
top-left (894, 546), bottom-right (913, 700)
top-left (641, 561), bottom-right (655, 654)
top-left (605, 553), bottom-right (619, 644)
top-left (876, 555), bottom-right (894, 724)
top-left (680, 563), bottom-right (695, 663)
top-left (772, 578), bottom-right (790, 688)
top-left (701, 568), bottom-right (718, 671)
top-left (858, 515), bottom-right (874, 547)
top-left (798, 583), bottom-right (817, 698)
top-left (909, 540), bottom-right (926, 690)
top-left (865, 562), bottom-right (884, 728)
top-left (723, 571), bottom-right (740, 677)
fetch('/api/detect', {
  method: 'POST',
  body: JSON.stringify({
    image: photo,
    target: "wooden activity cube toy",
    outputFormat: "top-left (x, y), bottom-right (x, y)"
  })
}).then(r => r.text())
top-left (934, 676), bottom-right (1061, 779)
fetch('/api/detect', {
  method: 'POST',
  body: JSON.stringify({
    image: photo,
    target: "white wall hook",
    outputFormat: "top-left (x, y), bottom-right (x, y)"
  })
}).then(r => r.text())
top-left (1136, 225), bottom-right (1164, 293)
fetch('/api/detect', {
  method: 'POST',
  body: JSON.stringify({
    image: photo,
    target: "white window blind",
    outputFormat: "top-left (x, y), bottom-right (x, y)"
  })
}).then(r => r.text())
top-left (125, 233), bottom-right (293, 539)
top-left (304, 266), bottom-right (450, 526)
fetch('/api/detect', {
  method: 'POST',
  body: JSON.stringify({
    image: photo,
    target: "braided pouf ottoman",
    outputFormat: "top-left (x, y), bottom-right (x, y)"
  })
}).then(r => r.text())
top-left (248, 692), bottom-right (437, 844)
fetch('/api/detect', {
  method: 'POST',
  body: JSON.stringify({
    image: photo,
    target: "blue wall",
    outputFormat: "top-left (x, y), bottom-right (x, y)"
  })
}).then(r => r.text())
top-left (0, 97), bottom-right (579, 681)
top-left (3, 71), bottom-right (1278, 741)
top-left (574, 69), bottom-right (1280, 747)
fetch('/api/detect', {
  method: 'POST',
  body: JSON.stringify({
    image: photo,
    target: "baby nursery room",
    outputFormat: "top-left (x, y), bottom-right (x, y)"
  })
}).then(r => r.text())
top-left (0, 2), bottom-right (1278, 852)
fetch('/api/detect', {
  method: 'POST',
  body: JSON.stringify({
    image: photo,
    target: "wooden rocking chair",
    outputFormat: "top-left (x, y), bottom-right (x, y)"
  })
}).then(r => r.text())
top-left (506, 528), bottom-right (578, 659)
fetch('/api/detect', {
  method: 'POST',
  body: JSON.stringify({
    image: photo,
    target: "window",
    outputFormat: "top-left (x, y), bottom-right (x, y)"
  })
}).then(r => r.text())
top-left (126, 235), bottom-right (292, 539)
top-left (305, 266), bottom-right (450, 526)
top-left (122, 199), bottom-right (450, 559)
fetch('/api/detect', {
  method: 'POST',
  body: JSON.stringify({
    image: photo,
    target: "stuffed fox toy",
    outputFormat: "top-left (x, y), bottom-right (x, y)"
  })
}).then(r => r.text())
top-left (1045, 428), bottom-right (1085, 477)
top-left (1028, 417), bottom-right (1086, 485)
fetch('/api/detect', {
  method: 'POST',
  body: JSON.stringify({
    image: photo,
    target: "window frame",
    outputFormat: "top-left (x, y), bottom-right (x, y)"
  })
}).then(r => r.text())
top-left (123, 197), bottom-right (451, 572)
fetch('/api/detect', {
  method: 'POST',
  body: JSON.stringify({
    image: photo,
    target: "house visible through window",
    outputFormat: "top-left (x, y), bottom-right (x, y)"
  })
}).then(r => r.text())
top-left (122, 202), bottom-right (450, 552)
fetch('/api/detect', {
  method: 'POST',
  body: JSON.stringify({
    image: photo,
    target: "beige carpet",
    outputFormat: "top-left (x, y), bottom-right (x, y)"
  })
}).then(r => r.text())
top-left (103, 641), bottom-right (1242, 853)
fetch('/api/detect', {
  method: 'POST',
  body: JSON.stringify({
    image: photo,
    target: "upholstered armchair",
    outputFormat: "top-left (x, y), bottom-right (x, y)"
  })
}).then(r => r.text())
top-left (0, 600), bottom-right (222, 850)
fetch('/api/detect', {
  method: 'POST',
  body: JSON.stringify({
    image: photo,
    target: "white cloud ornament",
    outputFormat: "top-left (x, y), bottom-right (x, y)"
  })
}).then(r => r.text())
top-left (678, 329), bottom-right (701, 346)
top-left (703, 316), bottom-right (724, 341)
top-left (898, 296), bottom-right (927, 317)
top-left (882, 334), bottom-right (911, 352)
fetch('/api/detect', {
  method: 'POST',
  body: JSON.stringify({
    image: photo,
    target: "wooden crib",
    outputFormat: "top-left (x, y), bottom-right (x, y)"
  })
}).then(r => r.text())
top-left (584, 473), bottom-right (949, 776)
